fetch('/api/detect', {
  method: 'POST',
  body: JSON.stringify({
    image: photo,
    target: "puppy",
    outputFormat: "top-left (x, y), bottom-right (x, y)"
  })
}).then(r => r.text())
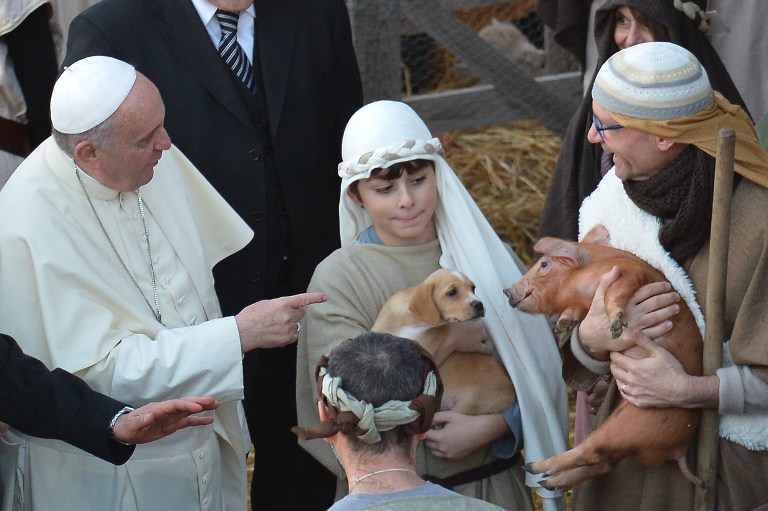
top-left (503, 231), bottom-right (703, 490)
top-left (372, 268), bottom-right (516, 415)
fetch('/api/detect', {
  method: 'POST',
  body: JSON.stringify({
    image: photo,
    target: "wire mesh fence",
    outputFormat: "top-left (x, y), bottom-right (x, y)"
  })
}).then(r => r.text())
top-left (401, 0), bottom-right (547, 95)
top-left (347, 0), bottom-right (582, 136)
top-left (346, 0), bottom-right (582, 261)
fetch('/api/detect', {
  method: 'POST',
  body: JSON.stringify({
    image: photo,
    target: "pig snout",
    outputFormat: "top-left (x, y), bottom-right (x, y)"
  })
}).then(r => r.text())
top-left (503, 280), bottom-right (533, 309)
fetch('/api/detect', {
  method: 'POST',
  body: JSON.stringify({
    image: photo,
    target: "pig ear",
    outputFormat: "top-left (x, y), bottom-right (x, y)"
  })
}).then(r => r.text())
top-left (534, 237), bottom-right (578, 259)
top-left (582, 225), bottom-right (611, 246)
top-left (409, 284), bottom-right (442, 325)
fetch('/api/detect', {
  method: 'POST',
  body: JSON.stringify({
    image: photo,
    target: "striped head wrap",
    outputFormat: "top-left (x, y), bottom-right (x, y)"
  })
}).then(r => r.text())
top-left (291, 335), bottom-right (443, 443)
top-left (593, 42), bottom-right (768, 190)
top-left (592, 41), bottom-right (712, 120)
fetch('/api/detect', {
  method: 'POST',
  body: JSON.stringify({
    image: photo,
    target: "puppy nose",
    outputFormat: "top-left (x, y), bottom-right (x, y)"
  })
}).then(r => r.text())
top-left (503, 288), bottom-right (511, 298)
top-left (472, 300), bottom-right (484, 314)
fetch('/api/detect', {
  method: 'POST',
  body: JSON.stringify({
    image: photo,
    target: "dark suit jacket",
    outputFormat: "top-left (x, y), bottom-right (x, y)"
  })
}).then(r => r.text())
top-left (0, 334), bottom-right (134, 464)
top-left (63, 0), bottom-right (363, 312)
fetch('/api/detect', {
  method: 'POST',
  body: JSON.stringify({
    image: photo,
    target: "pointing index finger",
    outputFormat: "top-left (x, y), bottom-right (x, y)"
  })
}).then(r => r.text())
top-left (285, 292), bottom-right (327, 308)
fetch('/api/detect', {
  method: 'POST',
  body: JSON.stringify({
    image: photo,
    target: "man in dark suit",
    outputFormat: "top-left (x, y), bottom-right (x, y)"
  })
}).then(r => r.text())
top-left (63, 0), bottom-right (362, 508)
top-left (0, 334), bottom-right (218, 465)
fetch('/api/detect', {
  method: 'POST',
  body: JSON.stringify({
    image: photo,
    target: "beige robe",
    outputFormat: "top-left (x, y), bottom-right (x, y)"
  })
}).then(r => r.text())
top-left (0, 138), bottom-right (253, 510)
top-left (569, 176), bottom-right (768, 511)
top-left (296, 240), bottom-right (535, 511)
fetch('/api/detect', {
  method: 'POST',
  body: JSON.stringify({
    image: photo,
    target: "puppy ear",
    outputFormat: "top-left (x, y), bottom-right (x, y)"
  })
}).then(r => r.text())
top-left (409, 283), bottom-right (442, 325)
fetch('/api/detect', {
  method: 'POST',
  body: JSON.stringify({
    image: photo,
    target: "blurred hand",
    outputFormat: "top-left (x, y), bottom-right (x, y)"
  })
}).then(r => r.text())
top-left (236, 292), bottom-right (327, 352)
top-left (112, 396), bottom-right (219, 444)
top-left (0, 422), bottom-right (8, 437)
top-left (586, 379), bottom-right (610, 414)
top-left (611, 329), bottom-right (716, 409)
top-left (424, 411), bottom-right (508, 460)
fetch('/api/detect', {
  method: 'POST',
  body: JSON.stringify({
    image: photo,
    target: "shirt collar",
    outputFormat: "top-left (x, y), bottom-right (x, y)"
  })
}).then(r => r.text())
top-left (190, 0), bottom-right (256, 27)
top-left (189, 0), bottom-right (256, 49)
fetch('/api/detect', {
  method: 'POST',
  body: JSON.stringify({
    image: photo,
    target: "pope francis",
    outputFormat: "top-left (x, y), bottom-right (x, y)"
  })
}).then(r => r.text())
top-left (0, 55), bottom-right (323, 510)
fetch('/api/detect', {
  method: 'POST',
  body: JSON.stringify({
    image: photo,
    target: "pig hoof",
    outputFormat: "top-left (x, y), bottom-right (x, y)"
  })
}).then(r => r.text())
top-left (555, 318), bottom-right (577, 344)
top-left (610, 312), bottom-right (627, 339)
top-left (538, 476), bottom-right (565, 491)
top-left (524, 462), bottom-right (539, 474)
top-left (540, 478), bottom-right (555, 490)
top-left (555, 317), bottom-right (576, 332)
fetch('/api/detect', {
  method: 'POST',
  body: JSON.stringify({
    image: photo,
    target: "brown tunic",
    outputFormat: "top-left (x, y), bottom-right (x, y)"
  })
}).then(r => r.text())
top-left (295, 240), bottom-right (534, 510)
top-left (567, 179), bottom-right (768, 510)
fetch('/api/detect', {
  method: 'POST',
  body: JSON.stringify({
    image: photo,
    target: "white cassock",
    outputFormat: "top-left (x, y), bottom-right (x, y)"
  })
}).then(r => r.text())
top-left (0, 138), bottom-right (253, 511)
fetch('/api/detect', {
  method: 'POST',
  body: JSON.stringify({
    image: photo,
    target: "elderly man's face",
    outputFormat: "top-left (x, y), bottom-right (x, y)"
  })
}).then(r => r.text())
top-left (588, 102), bottom-right (681, 181)
top-left (93, 75), bottom-right (172, 191)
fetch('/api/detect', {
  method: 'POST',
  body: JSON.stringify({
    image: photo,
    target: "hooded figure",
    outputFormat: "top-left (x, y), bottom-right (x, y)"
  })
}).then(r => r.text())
top-left (537, 0), bottom-right (749, 242)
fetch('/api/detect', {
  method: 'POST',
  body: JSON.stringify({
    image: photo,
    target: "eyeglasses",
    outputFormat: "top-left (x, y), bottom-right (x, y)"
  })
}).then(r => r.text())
top-left (592, 112), bottom-right (624, 139)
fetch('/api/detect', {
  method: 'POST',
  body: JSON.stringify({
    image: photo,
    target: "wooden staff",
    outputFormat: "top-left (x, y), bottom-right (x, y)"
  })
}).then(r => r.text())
top-left (694, 128), bottom-right (735, 510)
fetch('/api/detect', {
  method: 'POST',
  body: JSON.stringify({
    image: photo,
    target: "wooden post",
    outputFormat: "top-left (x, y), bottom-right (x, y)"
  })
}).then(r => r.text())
top-left (694, 128), bottom-right (735, 510)
top-left (345, 0), bottom-right (402, 103)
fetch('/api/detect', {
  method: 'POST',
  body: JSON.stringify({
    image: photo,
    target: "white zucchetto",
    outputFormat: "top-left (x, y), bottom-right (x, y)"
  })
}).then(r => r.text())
top-left (51, 56), bottom-right (137, 134)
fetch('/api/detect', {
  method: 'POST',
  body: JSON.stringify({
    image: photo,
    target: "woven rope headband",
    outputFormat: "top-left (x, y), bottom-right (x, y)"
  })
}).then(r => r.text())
top-left (291, 339), bottom-right (444, 443)
top-left (672, 0), bottom-right (728, 37)
top-left (338, 138), bottom-right (444, 178)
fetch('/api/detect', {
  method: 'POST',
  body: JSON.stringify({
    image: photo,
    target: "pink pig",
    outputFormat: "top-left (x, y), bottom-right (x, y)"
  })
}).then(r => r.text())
top-left (503, 233), bottom-right (703, 490)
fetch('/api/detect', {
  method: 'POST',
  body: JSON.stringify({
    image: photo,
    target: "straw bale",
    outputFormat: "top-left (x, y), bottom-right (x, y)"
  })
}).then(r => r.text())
top-left (442, 119), bottom-right (561, 267)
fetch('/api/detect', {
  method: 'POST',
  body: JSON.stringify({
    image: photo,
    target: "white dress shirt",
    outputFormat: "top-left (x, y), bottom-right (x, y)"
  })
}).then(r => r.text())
top-left (190, 0), bottom-right (256, 64)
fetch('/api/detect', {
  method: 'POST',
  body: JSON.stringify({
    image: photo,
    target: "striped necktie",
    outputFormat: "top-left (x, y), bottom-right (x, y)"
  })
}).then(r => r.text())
top-left (215, 9), bottom-right (256, 94)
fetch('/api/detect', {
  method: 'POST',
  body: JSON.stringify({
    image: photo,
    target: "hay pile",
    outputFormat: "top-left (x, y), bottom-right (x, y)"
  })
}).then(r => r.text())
top-left (442, 119), bottom-right (562, 266)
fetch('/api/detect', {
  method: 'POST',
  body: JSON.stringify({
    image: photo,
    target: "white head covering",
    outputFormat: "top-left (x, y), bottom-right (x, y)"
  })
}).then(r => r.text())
top-left (338, 101), bottom-right (569, 503)
top-left (51, 56), bottom-right (137, 134)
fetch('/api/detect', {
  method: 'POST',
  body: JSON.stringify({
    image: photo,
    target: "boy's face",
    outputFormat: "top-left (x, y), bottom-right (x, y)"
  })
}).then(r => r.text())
top-left (349, 162), bottom-right (438, 246)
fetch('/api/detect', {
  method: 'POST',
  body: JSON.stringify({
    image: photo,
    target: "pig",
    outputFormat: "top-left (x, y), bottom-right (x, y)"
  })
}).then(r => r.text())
top-left (502, 233), bottom-right (703, 490)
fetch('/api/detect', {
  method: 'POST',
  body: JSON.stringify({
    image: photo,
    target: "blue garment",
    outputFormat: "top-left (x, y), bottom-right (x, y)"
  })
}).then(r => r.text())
top-left (356, 225), bottom-right (383, 245)
top-left (327, 481), bottom-right (455, 511)
top-left (491, 401), bottom-right (523, 458)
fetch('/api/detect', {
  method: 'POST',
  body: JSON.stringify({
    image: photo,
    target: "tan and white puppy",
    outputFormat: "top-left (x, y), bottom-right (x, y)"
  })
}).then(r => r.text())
top-left (372, 268), bottom-right (516, 415)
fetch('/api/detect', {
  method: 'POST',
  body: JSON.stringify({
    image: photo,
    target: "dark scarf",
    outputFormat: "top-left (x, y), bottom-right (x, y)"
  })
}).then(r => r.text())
top-left (536, 0), bottom-right (750, 242)
top-left (623, 145), bottom-right (715, 264)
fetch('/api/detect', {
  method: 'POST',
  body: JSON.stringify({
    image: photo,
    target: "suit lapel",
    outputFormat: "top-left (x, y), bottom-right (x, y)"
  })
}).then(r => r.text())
top-left (254, 0), bottom-right (297, 138)
top-left (155, 0), bottom-right (255, 130)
